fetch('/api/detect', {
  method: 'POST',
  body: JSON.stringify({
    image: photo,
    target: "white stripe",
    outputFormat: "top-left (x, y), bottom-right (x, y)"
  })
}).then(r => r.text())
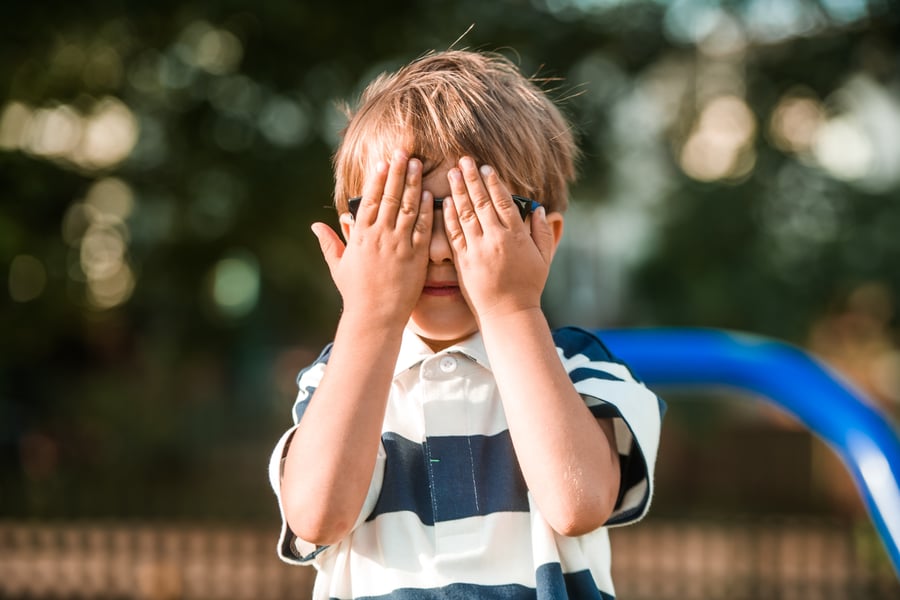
top-left (269, 427), bottom-right (388, 567)
top-left (574, 379), bottom-right (660, 467)
top-left (557, 350), bottom-right (638, 384)
top-left (386, 361), bottom-right (510, 440)
top-left (574, 378), bottom-right (660, 520)
top-left (319, 512), bottom-right (536, 598)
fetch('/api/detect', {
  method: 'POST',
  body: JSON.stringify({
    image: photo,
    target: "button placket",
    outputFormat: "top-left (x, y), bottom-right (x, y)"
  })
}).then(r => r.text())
top-left (418, 353), bottom-right (483, 555)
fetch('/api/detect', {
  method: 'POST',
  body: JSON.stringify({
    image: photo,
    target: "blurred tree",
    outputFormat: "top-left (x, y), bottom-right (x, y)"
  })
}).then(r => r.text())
top-left (0, 0), bottom-right (898, 520)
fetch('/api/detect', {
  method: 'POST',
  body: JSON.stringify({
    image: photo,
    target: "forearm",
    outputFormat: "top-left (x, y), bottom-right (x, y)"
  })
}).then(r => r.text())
top-left (281, 310), bottom-right (404, 544)
top-left (480, 308), bottom-right (621, 536)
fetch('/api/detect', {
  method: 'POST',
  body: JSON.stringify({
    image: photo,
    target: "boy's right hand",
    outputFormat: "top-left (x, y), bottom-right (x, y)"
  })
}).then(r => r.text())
top-left (311, 150), bottom-right (433, 326)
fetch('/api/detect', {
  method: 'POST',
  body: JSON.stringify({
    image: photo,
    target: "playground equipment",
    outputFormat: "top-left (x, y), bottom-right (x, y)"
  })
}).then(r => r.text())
top-left (598, 328), bottom-right (900, 577)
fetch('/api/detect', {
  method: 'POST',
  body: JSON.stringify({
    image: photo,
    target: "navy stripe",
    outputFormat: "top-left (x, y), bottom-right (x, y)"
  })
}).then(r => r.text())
top-left (428, 433), bottom-right (530, 522)
top-left (367, 433), bottom-right (434, 524)
top-left (295, 343), bottom-right (332, 386)
top-left (350, 582), bottom-right (536, 600)
top-left (587, 403), bottom-right (620, 419)
top-left (569, 368), bottom-right (625, 383)
top-left (553, 327), bottom-right (616, 362)
top-left (368, 431), bottom-right (529, 525)
top-left (345, 565), bottom-right (611, 600)
top-left (293, 343), bottom-right (332, 423)
top-left (536, 563), bottom-right (613, 600)
top-left (580, 402), bottom-right (651, 526)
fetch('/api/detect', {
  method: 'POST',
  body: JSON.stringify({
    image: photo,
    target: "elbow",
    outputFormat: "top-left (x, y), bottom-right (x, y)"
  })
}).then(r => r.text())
top-left (282, 487), bottom-right (354, 547)
top-left (544, 484), bottom-right (618, 538)
top-left (547, 500), bottom-right (614, 538)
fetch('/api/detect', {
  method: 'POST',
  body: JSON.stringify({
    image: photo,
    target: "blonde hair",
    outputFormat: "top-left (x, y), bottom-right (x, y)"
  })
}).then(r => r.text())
top-left (332, 50), bottom-right (579, 214)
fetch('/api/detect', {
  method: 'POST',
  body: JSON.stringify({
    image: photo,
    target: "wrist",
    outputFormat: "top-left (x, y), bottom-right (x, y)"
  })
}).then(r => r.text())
top-left (338, 303), bottom-right (409, 337)
top-left (477, 304), bottom-right (545, 334)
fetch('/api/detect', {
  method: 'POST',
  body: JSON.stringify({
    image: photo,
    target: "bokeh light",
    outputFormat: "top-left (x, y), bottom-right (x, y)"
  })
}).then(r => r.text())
top-left (176, 21), bottom-right (244, 76)
top-left (8, 255), bottom-right (48, 303)
top-left (209, 251), bottom-right (261, 319)
top-left (61, 177), bottom-right (138, 309)
top-left (0, 97), bottom-right (139, 171)
top-left (814, 115), bottom-right (875, 182)
top-left (679, 94), bottom-right (757, 182)
top-left (769, 90), bottom-right (826, 154)
top-left (2, 2), bottom-right (899, 596)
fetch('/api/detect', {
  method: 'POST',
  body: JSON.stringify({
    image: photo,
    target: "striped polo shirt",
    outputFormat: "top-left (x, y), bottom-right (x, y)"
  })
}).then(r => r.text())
top-left (269, 326), bottom-right (663, 599)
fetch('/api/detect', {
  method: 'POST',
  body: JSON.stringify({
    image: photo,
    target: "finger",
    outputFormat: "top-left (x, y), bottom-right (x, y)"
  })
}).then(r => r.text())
top-left (411, 190), bottom-right (433, 249)
top-left (442, 193), bottom-right (467, 255)
top-left (396, 157), bottom-right (423, 231)
top-left (311, 222), bottom-right (346, 278)
top-left (530, 207), bottom-right (555, 265)
top-left (480, 164), bottom-right (518, 227)
top-left (448, 165), bottom-right (483, 238)
top-left (376, 148), bottom-right (409, 224)
top-left (356, 160), bottom-right (389, 226)
top-left (459, 157), bottom-right (500, 229)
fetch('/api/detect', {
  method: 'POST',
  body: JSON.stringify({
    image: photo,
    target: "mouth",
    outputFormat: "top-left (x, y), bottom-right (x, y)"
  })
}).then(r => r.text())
top-left (422, 281), bottom-right (460, 297)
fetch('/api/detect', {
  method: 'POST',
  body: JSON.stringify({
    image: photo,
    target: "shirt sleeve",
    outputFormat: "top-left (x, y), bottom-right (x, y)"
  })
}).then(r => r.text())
top-left (552, 327), bottom-right (665, 526)
top-left (268, 343), bottom-right (387, 565)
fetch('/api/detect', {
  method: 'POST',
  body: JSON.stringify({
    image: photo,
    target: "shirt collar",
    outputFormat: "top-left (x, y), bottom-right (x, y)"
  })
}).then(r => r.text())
top-left (394, 328), bottom-right (491, 377)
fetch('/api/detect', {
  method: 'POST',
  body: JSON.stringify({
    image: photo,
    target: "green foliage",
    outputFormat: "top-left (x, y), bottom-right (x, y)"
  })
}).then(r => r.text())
top-left (1, 0), bottom-right (898, 519)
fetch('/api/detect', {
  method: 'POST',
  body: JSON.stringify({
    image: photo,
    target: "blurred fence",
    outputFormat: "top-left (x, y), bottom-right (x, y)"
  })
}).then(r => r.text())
top-left (0, 521), bottom-right (314, 600)
top-left (1, 517), bottom-right (897, 599)
top-left (609, 516), bottom-right (898, 600)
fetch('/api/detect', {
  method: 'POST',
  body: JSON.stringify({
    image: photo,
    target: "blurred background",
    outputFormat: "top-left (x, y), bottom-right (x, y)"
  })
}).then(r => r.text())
top-left (1, 0), bottom-right (899, 598)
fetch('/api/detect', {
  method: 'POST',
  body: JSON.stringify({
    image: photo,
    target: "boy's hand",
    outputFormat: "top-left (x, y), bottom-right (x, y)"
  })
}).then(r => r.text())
top-left (312, 150), bottom-right (433, 325)
top-left (443, 156), bottom-right (556, 321)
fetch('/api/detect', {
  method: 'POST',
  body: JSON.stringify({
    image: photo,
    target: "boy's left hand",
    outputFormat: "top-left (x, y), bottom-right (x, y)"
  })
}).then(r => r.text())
top-left (442, 156), bottom-right (557, 321)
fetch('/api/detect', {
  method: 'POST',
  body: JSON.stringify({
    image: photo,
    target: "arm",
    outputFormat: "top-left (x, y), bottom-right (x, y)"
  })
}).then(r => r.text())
top-left (480, 311), bottom-right (621, 536)
top-left (281, 150), bottom-right (432, 545)
top-left (443, 158), bottom-right (620, 536)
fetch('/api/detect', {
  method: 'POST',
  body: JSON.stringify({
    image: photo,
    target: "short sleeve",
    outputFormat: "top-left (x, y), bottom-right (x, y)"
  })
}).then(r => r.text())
top-left (268, 343), bottom-right (387, 565)
top-left (552, 327), bottom-right (665, 526)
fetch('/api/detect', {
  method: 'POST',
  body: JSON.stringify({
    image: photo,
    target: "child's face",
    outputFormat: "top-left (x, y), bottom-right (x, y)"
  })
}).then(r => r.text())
top-left (406, 160), bottom-right (479, 350)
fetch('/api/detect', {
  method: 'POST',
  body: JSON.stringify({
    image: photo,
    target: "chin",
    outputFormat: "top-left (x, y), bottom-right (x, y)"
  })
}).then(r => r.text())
top-left (408, 319), bottom-right (478, 348)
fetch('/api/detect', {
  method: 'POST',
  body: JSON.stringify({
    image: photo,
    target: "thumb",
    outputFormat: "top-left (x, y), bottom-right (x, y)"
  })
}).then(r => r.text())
top-left (311, 222), bottom-right (345, 275)
top-left (530, 207), bottom-right (555, 264)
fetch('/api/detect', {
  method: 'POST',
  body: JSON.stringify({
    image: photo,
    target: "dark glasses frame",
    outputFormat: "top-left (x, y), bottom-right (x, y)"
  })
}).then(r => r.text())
top-left (347, 195), bottom-right (541, 221)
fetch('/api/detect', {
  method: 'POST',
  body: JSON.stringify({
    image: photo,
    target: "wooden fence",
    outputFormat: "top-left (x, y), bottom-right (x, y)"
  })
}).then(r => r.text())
top-left (0, 517), bottom-right (897, 599)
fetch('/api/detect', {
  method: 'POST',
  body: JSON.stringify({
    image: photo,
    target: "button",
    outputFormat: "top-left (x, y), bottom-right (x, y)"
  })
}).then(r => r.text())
top-left (439, 356), bottom-right (457, 373)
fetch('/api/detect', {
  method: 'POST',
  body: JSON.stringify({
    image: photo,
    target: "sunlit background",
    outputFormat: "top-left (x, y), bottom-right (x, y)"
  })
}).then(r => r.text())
top-left (1, 0), bottom-right (899, 597)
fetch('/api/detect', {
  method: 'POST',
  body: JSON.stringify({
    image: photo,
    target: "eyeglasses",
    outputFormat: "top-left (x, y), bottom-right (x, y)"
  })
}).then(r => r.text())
top-left (347, 195), bottom-right (541, 221)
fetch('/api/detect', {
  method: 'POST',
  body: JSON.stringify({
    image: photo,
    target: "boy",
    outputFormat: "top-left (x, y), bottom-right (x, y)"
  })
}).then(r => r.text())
top-left (269, 49), bottom-right (663, 599)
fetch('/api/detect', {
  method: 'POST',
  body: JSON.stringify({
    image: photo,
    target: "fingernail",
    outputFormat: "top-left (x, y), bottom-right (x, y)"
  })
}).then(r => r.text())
top-left (448, 168), bottom-right (462, 182)
top-left (376, 160), bottom-right (387, 173)
top-left (480, 164), bottom-right (493, 177)
top-left (460, 156), bottom-right (475, 169)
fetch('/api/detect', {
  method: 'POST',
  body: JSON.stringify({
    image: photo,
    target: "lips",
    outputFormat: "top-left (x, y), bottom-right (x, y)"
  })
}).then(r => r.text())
top-left (422, 281), bottom-right (460, 296)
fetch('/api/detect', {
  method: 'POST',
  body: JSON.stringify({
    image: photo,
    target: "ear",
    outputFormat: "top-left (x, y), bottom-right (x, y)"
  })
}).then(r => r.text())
top-left (338, 212), bottom-right (354, 242)
top-left (544, 211), bottom-right (565, 260)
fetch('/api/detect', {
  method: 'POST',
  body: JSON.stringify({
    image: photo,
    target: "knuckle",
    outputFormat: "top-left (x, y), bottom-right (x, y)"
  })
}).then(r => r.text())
top-left (493, 197), bottom-right (513, 211)
top-left (398, 204), bottom-right (418, 218)
top-left (457, 209), bottom-right (479, 224)
top-left (446, 228), bottom-right (465, 244)
top-left (472, 195), bottom-right (493, 209)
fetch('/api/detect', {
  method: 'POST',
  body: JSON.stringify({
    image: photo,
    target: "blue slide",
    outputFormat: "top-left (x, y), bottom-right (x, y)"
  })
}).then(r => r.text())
top-left (599, 328), bottom-right (900, 576)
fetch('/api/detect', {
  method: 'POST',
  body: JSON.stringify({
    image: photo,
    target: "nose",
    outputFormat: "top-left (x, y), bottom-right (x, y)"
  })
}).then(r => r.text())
top-left (429, 208), bottom-right (453, 264)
